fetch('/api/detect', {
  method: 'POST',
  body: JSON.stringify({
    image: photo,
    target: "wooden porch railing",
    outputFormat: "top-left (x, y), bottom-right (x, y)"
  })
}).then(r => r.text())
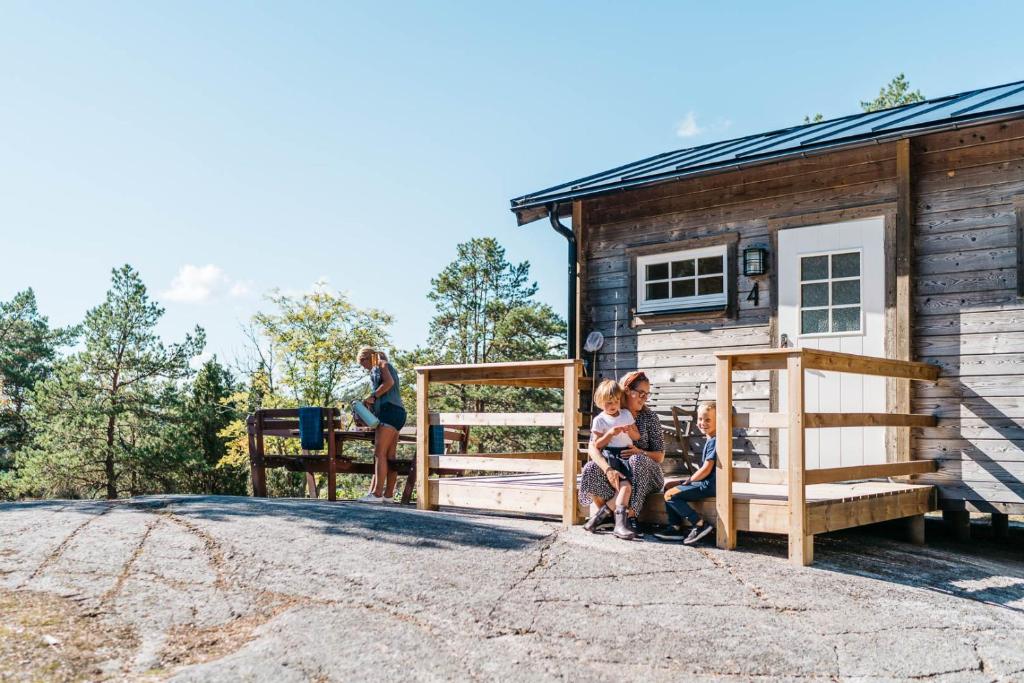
top-left (414, 359), bottom-right (588, 525)
top-left (714, 348), bottom-right (940, 566)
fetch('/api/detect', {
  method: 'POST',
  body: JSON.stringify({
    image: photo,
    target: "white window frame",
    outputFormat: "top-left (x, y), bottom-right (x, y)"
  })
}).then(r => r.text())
top-left (636, 244), bottom-right (728, 314)
top-left (798, 248), bottom-right (864, 338)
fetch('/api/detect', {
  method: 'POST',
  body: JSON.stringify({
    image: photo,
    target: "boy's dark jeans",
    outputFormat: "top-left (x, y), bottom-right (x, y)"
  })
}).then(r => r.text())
top-left (665, 478), bottom-right (715, 526)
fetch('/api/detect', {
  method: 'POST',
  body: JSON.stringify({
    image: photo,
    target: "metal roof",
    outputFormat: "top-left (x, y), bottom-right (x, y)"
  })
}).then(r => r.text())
top-left (510, 79), bottom-right (1024, 225)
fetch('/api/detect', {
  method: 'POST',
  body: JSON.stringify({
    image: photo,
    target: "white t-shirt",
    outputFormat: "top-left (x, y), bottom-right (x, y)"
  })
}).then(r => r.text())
top-left (591, 410), bottom-right (635, 449)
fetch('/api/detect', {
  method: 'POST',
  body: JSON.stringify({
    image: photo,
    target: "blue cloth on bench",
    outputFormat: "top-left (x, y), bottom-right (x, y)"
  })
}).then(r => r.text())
top-left (298, 407), bottom-right (324, 451)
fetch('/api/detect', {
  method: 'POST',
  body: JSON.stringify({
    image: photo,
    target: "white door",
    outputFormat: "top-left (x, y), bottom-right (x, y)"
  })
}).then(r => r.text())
top-left (778, 217), bottom-right (886, 470)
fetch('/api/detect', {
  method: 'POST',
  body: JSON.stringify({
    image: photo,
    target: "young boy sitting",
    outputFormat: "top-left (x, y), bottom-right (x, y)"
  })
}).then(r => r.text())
top-left (583, 379), bottom-right (642, 539)
top-left (654, 401), bottom-right (718, 545)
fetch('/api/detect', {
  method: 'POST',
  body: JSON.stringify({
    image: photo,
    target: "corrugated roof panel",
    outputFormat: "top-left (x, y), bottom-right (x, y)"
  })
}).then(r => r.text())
top-left (511, 79), bottom-right (1024, 221)
top-left (951, 83), bottom-right (1024, 116)
top-left (732, 113), bottom-right (874, 159)
top-left (800, 104), bottom-right (931, 144)
top-left (619, 138), bottom-right (747, 180)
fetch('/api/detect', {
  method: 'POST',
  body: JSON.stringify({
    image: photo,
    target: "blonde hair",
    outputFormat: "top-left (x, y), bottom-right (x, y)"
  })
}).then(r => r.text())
top-left (594, 379), bottom-right (624, 408)
top-left (697, 401), bottom-right (717, 413)
top-left (357, 346), bottom-right (387, 364)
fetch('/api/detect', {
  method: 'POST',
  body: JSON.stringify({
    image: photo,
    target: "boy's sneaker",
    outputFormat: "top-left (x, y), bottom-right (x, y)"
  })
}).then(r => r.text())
top-left (652, 525), bottom-right (688, 542)
top-left (357, 493), bottom-right (385, 504)
top-left (627, 516), bottom-right (645, 538)
top-left (683, 521), bottom-right (714, 545)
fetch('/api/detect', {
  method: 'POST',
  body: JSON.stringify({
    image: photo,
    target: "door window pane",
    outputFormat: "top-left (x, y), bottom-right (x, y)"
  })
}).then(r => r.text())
top-left (698, 256), bottom-right (723, 275)
top-left (832, 252), bottom-right (860, 279)
top-left (801, 309), bottom-right (829, 334)
top-left (646, 263), bottom-right (668, 281)
top-left (832, 307), bottom-right (861, 332)
top-left (698, 277), bottom-right (724, 295)
top-left (802, 283), bottom-right (828, 307)
top-left (801, 255), bottom-right (828, 281)
top-left (832, 280), bottom-right (860, 305)
top-left (798, 249), bottom-right (862, 335)
top-left (671, 280), bottom-right (695, 298)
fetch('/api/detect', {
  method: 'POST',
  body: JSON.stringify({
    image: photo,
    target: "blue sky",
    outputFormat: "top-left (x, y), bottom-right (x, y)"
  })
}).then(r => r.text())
top-left (3, 1), bottom-right (1022, 366)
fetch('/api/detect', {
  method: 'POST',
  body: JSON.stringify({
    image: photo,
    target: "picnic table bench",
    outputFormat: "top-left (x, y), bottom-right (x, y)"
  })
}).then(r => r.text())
top-left (247, 408), bottom-right (469, 504)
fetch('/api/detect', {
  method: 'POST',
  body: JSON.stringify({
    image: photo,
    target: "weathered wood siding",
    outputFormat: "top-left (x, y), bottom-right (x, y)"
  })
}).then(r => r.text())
top-left (580, 144), bottom-right (898, 469)
top-left (579, 117), bottom-right (1024, 512)
top-left (910, 119), bottom-right (1024, 512)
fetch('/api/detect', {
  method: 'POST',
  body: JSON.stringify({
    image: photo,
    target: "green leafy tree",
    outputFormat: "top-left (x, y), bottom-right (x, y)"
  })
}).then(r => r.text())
top-left (15, 266), bottom-right (204, 499)
top-left (228, 286), bottom-right (394, 497)
top-left (249, 286), bottom-right (393, 407)
top-left (420, 238), bottom-right (566, 453)
top-left (861, 73), bottom-right (925, 112)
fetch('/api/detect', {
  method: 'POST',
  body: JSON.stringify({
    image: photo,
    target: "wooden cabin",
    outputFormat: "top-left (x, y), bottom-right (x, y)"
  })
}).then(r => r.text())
top-left (510, 80), bottom-right (1024, 533)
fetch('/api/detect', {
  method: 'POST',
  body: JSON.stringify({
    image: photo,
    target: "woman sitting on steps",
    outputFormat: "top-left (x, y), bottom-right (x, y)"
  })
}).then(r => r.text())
top-left (578, 370), bottom-right (666, 538)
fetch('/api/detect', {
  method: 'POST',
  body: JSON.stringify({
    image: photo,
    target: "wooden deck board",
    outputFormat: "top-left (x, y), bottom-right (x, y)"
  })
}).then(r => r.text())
top-left (428, 473), bottom-right (936, 535)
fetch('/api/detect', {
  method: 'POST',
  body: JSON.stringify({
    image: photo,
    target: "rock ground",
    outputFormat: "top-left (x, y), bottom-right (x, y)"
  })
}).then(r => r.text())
top-left (1, 496), bottom-right (1022, 682)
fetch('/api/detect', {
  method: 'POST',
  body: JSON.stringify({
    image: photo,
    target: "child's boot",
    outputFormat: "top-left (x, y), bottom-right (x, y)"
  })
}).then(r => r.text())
top-left (613, 506), bottom-right (636, 540)
top-left (583, 505), bottom-right (612, 533)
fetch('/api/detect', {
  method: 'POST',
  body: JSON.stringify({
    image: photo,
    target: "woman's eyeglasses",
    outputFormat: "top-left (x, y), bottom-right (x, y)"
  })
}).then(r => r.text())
top-left (629, 389), bottom-right (650, 400)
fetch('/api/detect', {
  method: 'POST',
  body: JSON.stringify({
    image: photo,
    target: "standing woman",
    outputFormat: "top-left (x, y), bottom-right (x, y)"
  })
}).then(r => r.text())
top-left (356, 346), bottom-right (407, 503)
top-left (579, 370), bottom-right (666, 535)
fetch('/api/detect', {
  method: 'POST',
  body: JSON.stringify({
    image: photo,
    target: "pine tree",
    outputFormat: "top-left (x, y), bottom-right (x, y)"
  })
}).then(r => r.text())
top-left (182, 357), bottom-right (246, 495)
top-left (421, 238), bottom-right (566, 453)
top-left (861, 73), bottom-right (925, 112)
top-left (15, 266), bottom-right (204, 499)
top-left (0, 290), bottom-right (74, 467)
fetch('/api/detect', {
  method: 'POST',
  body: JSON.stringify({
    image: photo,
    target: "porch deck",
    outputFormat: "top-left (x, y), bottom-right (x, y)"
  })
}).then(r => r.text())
top-left (431, 472), bottom-right (936, 536)
top-left (415, 351), bottom-right (943, 566)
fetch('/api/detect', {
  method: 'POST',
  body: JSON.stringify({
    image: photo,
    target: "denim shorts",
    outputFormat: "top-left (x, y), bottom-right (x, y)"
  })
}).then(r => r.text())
top-left (376, 402), bottom-right (407, 431)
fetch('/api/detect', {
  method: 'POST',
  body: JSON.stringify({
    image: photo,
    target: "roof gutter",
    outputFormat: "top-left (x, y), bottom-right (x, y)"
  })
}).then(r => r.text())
top-left (548, 203), bottom-right (577, 360)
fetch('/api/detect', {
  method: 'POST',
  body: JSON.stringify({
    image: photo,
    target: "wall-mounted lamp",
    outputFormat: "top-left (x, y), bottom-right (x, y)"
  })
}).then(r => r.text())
top-left (743, 246), bottom-right (769, 277)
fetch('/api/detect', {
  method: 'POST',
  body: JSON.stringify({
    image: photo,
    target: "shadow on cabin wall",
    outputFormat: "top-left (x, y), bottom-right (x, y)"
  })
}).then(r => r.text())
top-left (913, 254), bottom-right (1023, 512)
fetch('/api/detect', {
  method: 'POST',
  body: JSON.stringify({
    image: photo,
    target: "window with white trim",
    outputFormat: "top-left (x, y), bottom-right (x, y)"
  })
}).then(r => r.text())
top-left (799, 250), bottom-right (862, 336)
top-left (636, 245), bottom-right (728, 313)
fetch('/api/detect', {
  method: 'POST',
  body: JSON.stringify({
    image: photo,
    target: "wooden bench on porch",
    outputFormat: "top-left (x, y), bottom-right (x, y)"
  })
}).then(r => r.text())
top-left (246, 408), bottom-right (469, 503)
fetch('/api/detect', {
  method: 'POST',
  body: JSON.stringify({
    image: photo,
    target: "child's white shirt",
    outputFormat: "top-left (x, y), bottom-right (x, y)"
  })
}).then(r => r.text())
top-left (591, 410), bottom-right (635, 448)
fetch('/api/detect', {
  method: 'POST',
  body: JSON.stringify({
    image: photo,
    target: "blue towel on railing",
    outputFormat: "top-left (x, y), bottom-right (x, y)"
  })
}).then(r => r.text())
top-left (298, 407), bottom-right (323, 451)
top-left (429, 425), bottom-right (445, 455)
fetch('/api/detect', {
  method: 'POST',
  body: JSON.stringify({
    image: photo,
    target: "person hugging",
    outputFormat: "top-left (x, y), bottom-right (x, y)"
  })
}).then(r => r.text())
top-left (654, 401), bottom-right (717, 545)
top-left (584, 379), bottom-right (642, 539)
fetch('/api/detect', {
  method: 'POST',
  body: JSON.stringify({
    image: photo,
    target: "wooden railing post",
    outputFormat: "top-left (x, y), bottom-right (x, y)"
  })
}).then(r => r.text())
top-left (416, 370), bottom-right (436, 511)
top-left (787, 353), bottom-right (812, 566)
top-left (253, 412), bottom-right (267, 497)
top-left (562, 362), bottom-right (581, 527)
top-left (326, 407), bottom-right (337, 502)
top-left (715, 357), bottom-right (736, 549)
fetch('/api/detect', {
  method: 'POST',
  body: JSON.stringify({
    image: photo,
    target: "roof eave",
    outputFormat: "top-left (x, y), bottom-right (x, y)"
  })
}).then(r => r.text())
top-left (511, 107), bottom-right (1024, 226)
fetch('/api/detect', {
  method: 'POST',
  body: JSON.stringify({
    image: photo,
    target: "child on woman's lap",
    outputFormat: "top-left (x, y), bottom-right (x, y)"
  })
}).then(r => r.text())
top-left (583, 379), bottom-right (641, 539)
